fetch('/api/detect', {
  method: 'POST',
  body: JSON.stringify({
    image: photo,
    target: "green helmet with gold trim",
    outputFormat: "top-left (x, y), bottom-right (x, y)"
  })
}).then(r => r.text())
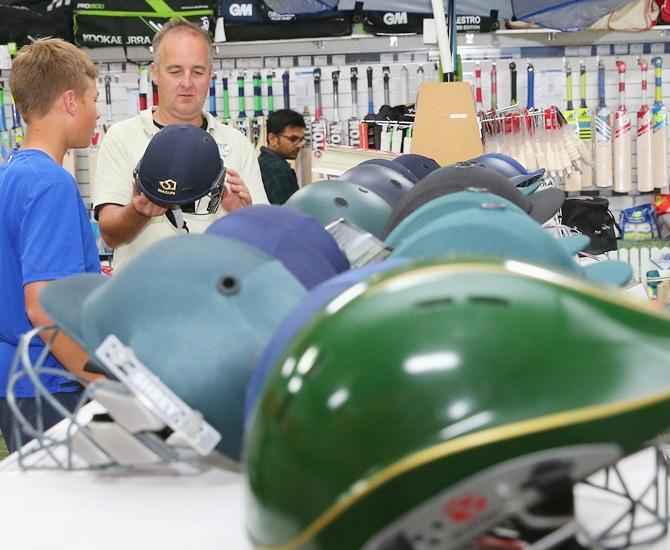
top-left (244, 259), bottom-right (670, 550)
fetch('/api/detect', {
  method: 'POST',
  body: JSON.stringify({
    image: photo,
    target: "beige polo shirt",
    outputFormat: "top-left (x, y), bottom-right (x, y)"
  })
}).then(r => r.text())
top-left (93, 109), bottom-right (268, 271)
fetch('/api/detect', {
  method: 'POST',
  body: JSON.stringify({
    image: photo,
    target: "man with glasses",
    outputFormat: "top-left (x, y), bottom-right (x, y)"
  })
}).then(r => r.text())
top-left (258, 109), bottom-right (306, 205)
top-left (93, 19), bottom-right (268, 271)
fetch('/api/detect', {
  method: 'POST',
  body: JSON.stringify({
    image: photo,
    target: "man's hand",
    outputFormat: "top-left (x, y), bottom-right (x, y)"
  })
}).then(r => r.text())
top-left (221, 167), bottom-right (252, 212)
top-left (132, 182), bottom-right (168, 218)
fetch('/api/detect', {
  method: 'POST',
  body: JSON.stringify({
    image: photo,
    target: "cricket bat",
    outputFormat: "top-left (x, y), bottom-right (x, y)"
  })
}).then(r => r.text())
top-left (221, 72), bottom-right (231, 125)
top-left (89, 74), bottom-right (113, 198)
top-left (266, 71), bottom-right (275, 115)
top-left (490, 62), bottom-right (497, 111)
top-left (613, 59), bottom-right (632, 193)
top-left (311, 68), bottom-right (327, 151)
top-left (282, 70), bottom-right (290, 110)
top-left (652, 57), bottom-right (668, 190)
top-left (578, 60), bottom-right (593, 188)
top-left (151, 81), bottom-right (159, 107)
top-left (252, 71), bottom-right (264, 148)
top-left (360, 66), bottom-right (375, 149)
top-left (236, 72), bottom-right (249, 138)
top-left (8, 91), bottom-right (23, 151)
top-left (563, 60), bottom-right (581, 192)
top-left (523, 62), bottom-right (538, 171)
top-left (400, 65), bottom-right (409, 106)
top-left (509, 62), bottom-right (517, 106)
top-left (382, 66), bottom-right (390, 106)
top-left (328, 70), bottom-right (344, 146)
top-left (474, 62), bottom-right (484, 114)
top-left (595, 59), bottom-right (613, 188)
top-left (347, 67), bottom-right (360, 147)
top-left (138, 67), bottom-right (148, 111)
top-left (209, 73), bottom-right (217, 118)
top-left (637, 59), bottom-right (654, 193)
top-left (0, 82), bottom-right (11, 162)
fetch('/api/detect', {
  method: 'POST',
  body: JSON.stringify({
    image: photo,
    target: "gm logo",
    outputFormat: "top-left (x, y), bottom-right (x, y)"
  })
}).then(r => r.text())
top-left (382, 12), bottom-right (408, 25)
top-left (158, 179), bottom-right (177, 195)
top-left (229, 3), bottom-right (253, 17)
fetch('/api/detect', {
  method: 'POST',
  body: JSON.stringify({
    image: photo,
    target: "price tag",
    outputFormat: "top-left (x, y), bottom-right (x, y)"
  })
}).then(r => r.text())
top-left (380, 53), bottom-right (395, 63)
top-left (280, 56), bottom-right (295, 68)
top-left (613, 43), bottom-right (628, 55)
top-left (596, 45), bottom-right (611, 56)
top-left (314, 55), bottom-right (328, 66)
top-left (237, 58), bottom-right (251, 69)
top-left (332, 55), bottom-right (346, 66)
top-left (249, 57), bottom-right (263, 69)
top-left (298, 56), bottom-right (313, 67)
top-left (265, 56), bottom-right (278, 68)
top-left (221, 58), bottom-right (236, 69)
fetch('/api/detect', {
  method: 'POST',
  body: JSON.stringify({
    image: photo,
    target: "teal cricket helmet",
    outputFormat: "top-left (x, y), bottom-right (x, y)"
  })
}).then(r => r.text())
top-left (284, 179), bottom-right (392, 238)
top-left (38, 234), bottom-right (306, 462)
top-left (244, 259), bottom-right (670, 549)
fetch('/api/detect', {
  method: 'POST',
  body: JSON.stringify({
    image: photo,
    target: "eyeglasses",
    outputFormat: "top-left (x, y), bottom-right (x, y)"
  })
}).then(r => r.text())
top-left (279, 134), bottom-right (306, 144)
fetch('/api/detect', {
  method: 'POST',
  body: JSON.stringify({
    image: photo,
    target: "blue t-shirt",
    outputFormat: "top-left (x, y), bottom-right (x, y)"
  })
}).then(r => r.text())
top-left (0, 149), bottom-right (100, 398)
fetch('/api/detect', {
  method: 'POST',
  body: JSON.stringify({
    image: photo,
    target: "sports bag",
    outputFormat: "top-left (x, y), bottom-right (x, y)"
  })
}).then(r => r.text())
top-left (218, 0), bottom-right (352, 41)
top-left (561, 196), bottom-right (620, 254)
top-left (73, 1), bottom-right (215, 48)
top-left (0, 0), bottom-right (73, 46)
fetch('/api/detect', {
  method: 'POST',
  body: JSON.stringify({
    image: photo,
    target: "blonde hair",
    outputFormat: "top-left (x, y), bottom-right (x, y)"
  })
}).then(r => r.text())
top-left (152, 19), bottom-right (213, 67)
top-left (10, 38), bottom-right (97, 124)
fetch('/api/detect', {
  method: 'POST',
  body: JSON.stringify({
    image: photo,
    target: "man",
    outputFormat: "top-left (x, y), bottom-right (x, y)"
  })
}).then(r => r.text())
top-left (0, 39), bottom-right (101, 451)
top-left (258, 109), bottom-right (306, 205)
top-left (94, 19), bottom-right (268, 271)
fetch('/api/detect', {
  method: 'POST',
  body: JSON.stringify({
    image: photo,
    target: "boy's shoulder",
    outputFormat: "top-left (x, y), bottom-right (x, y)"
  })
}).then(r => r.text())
top-left (3, 150), bottom-right (76, 195)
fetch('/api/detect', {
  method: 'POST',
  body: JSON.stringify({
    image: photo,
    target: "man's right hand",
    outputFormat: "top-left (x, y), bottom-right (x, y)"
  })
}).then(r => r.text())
top-left (132, 192), bottom-right (168, 218)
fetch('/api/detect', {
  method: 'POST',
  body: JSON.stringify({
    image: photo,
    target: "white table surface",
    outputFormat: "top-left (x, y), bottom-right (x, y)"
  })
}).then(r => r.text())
top-left (0, 402), bottom-right (668, 550)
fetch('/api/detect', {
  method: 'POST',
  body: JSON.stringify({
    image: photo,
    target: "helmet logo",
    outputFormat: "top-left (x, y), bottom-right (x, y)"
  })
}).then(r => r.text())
top-left (158, 179), bottom-right (177, 195)
top-left (443, 494), bottom-right (488, 523)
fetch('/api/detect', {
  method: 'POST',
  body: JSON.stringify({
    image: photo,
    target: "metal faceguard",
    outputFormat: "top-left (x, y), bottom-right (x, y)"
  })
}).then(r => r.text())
top-left (7, 327), bottom-right (221, 471)
top-left (244, 258), bottom-right (670, 550)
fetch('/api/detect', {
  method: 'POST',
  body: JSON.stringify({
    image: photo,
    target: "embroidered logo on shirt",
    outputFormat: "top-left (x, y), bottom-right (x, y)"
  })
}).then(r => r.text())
top-left (219, 143), bottom-right (232, 157)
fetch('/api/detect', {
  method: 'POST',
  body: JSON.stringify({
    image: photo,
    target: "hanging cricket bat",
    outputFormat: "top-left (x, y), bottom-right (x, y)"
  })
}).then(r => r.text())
top-left (236, 72), bottom-right (249, 138)
top-left (252, 71), bottom-right (264, 147)
top-left (490, 62), bottom-right (497, 111)
top-left (509, 61), bottom-right (517, 106)
top-left (328, 70), bottom-right (343, 146)
top-left (382, 66), bottom-right (390, 106)
top-left (347, 67), bottom-right (360, 147)
top-left (311, 68), bottom-right (326, 151)
top-left (266, 71), bottom-right (275, 115)
top-left (613, 59), bottom-right (632, 193)
top-left (138, 67), bottom-right (148, 111)
top-left (366, 66), bottom-right (375, 116)
top-left (221, 72), bottom-right (231, 125)
top-left (0, 82), bottom-right (11, 162)
top-left (595, 59), bottom-right (613, 188)
top-left (282, 70), bottom-right (290, 110)
top-left (415, 64), bottom-right (425, 105)
top-left (563, 60), bottom-right (581, 192)
top-left (526, 62), bottom-right (535, 110)
top-left (523, 62), bottom-right (538, 171)
top-left (578, 59), bottom-right (593, 188)
top-left (89, 74), bottom-right (113, 197)
top-left (361, 66), bottom-right (376, 149)
top-left (474, 62), bottom-right (484, 114)
top-left (400, 65), bottom-right (409, 106)
top-left (637, 59), bottom-right (653, 193)
top-left (209, 73), bottom-right (217, 118)
top-left (652, 57), bottom-right (668, 190)
top-left (151, 81), bottom-right (159, 107)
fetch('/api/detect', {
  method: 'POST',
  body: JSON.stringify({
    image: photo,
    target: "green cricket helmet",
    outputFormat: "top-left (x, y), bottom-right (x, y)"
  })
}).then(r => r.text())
top-left (245, 259), bottom-right (670, 549)
top-left (284, 179), bottom-right (392, 238)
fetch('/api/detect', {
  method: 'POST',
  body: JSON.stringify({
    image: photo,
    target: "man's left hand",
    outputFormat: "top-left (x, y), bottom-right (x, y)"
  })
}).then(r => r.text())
top-left (221, 167), bottom-right (252, 212)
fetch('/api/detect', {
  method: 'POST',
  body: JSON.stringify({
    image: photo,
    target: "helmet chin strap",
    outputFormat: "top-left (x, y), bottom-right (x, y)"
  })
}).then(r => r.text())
top-left (165, 206), bottom-right (189, 233)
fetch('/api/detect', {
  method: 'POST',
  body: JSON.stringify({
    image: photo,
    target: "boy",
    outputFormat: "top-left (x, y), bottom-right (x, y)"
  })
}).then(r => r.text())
top-left (0, 38), bottom-right (101, 452)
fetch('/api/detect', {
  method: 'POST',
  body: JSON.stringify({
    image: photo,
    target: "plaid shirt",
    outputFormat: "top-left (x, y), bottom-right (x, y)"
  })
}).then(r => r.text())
top-left (258, 147), bottom-right (299, 205)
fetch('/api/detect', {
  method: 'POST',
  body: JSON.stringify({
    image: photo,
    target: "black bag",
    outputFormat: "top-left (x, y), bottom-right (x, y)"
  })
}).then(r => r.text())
top-left (361, 9), bottom-right (499, 36)
top-left (218, 0), bottom-right (352, 41)
top-left (561, 196), bottom-right (620, 255)
top-left (73, 1), bottom-right (215, 48)
top-left (0, 0), bottom-right (73, 46)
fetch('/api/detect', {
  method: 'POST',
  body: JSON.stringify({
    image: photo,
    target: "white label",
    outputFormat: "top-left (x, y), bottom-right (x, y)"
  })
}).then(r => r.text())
top-left (298, 56), bottom-right (312, 67)
top-left (564, 46), bottom-right (580, 57)
top-left (651, 43), bottom-right (665, 54)
top-left (596, 45), bottom-right (611, 56)
top-left (450, 113), bottom-right (467, 119)
top-left (236, 58), bottom-right (250, 69)
top-left (249, 57), bottom-right (263, 69)
top-left (332, 55), bottom-right (346, 66)
top-left (280, 56), bottom-right (294, 68)
top-left (265, 56), bottom-right (278, 68)
top-left (221, 58), bottom-right (236, 69)
top-left (380, 53), bottom-right (395, 63)
top-left (398, 52), bottom-right (413, 63)
top-left (314, 55), bottom-right (328, 66)
top-left (629, 43), bottom-right (644, 55)
top-left (613, 43), bottom-right (628, 55)
top-left (579, 46), bottom-right (592, 57)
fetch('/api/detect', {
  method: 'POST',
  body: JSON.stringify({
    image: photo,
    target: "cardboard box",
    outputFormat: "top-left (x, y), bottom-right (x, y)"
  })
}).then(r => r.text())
top-left (411, 82), bottom-right (483, 165)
